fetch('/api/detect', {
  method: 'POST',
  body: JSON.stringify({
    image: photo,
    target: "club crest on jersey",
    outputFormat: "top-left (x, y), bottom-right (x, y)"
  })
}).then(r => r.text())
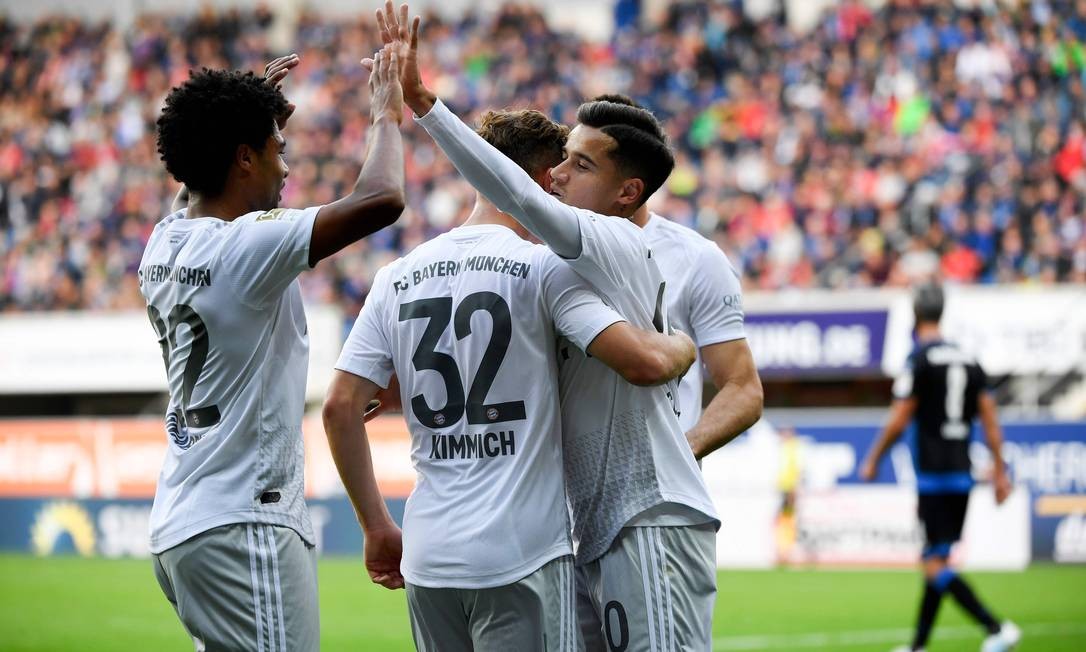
top-left (255, 208), bottom-right (288, 221)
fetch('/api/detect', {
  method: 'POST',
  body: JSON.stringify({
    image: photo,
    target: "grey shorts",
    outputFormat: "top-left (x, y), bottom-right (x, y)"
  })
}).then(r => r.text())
top-left (407, 554), bottom-right (582, 652)
top-left (576, 524), bottom-right (716, 651)
top-left (152, 523), bottom-right (319, 652)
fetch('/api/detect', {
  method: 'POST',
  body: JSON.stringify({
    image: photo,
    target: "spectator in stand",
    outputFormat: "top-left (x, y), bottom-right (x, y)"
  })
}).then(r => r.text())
top-left (0, 1), bottom-right (1084, 315)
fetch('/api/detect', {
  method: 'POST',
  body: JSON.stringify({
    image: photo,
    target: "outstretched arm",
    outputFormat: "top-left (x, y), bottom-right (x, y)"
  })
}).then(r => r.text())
top-left (309, 45), bottom-right (406, 266)
top-left (377, 2), bottom-right (582, 257)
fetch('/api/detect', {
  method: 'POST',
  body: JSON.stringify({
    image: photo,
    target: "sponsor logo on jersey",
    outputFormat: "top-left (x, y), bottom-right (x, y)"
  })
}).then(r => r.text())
top-left (428, 430), bottom-right (516, 460)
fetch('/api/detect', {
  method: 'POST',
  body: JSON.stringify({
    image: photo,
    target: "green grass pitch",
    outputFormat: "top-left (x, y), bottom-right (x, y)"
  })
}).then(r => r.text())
top-left (1, 554), bottom-right (1083, 651)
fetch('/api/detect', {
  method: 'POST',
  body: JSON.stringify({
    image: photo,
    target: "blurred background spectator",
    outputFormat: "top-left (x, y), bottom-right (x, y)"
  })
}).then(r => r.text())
top-left (1, 0), bottom-right (1084, 321)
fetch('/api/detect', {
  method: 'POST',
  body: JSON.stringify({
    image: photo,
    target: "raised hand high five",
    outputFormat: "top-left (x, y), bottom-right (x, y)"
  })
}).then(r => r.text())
top-left (362, 44), bottom-right (405, 125)
top-left (263, 53), bottom-right (299, 128)
top-left (375, 1), bottom-right (434, 116)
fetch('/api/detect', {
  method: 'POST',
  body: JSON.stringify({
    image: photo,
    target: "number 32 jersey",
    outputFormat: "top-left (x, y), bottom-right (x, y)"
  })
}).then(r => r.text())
top-left (139, 206), bottom-right (319, 554)
top-left (336, 224), bottom-right (623, 589)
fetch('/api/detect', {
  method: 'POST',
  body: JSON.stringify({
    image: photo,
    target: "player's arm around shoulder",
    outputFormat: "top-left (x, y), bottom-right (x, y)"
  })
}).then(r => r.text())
top-left (537, 249), bottom-right (695, 386)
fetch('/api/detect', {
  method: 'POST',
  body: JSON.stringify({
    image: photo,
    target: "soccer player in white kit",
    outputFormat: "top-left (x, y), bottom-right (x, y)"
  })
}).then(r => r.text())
top-left (380, 6), bottom-right (722, 649)
top-left (591, 94), bottom-right (763, 459)
top-left (323, 104), bottom-right (696, 651)
top-left (140, 49), bottom-right (406, 650)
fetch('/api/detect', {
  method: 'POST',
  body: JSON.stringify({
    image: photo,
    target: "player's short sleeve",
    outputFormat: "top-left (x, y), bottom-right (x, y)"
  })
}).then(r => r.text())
top-left (687, 243), bottom-right (746, 347)
top-left (563, 212), bottom-right (648, 297)
top-left (973, 359), bottom-right (990, 394)
top-left (537, 252), bottom-right (624, 351)
top-left (220, 206), bottom-right (319, 307)
top-left (893, 350), bottom-right (923, 400)
top-left (335, 268), bottom-right (395, 388)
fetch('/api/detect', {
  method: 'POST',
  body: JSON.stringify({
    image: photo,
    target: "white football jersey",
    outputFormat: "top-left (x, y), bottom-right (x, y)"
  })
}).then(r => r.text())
top-left (415, 100), bottom-right (720, 564)
top-left (555, 212), bottom-right (720, 562)
top-left (139, 206), bottom-right (318, 554)
top-left (336, 224), bottom-right (623, 589)
top-left (643, 213), bottom-right (746, 433)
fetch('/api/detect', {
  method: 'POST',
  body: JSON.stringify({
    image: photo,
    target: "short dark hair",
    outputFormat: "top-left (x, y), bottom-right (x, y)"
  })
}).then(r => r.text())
top-left (913, 282), bottom-right (945, 323)
top-left (156, 69), bottom-right (289, 197)
top-left (477, 109), bottom-right (569, 178)
top-left (576, 100), bottom-right (674, 207)
top-left (591, 93), bottom-right (643, 109)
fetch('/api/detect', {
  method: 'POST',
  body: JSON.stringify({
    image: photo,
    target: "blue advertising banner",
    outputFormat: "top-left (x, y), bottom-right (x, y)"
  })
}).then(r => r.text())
top-left (0, 497), bottom-right (409, 559)
top-left (0, 420), bottom-right (1080, 563)
top-left (745, 310), bottom-right (889, 378)
top-left (782, 419), bottom-right (1086, 561)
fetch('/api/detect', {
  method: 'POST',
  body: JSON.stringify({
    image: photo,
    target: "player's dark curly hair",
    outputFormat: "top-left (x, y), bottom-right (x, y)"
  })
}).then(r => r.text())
top-left (477, 109), bottom-right (569, 178)
top-left (591, 93), bottom-right (643, 109)
top-left (576, 100), bottom-right (673, 207)
top-left (156, 69), bottom-right (289, 197)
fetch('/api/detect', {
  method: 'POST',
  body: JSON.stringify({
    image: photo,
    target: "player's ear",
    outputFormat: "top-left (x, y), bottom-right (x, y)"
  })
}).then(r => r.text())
top-left (235, 143), bottom-right (256, 174)
top-left (617, 177), bottom-right (645, 209)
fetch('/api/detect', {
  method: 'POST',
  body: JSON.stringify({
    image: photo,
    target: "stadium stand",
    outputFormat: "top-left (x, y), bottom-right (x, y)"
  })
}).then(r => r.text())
top-left (1, 0), bottom-right (1084, 316)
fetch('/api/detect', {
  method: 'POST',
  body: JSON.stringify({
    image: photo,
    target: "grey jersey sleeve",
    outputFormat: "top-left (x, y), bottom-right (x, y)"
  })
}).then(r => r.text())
top-left (687, 243), bottom-right (746, 347)
top-left (220, 206), bottom-right (319, 307)
top-left (415, 100), bottom-right (583, 258)
top-left (537, 252), bottom-right (625, 351)
top-left (335, 267), bottom-right (395, 388)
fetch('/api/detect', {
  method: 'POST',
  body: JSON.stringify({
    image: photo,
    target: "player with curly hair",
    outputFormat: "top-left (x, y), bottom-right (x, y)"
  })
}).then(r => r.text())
top-left (140, 48), bottom-right (406, 650)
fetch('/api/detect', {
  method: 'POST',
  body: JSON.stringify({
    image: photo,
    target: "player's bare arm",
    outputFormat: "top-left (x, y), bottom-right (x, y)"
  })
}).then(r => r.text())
top-left (587, 324), bottom-right (696, 387)
top-left (379, 2), bottom-right (583, 256)
top-left (978, 392), bottom-right (1012, 504)
top-left (308, 45), bottom-right (406, 266)
top-left (170, 54), bottom-right (299, 213)
top-left (687, 339), bottom-right (763, 459)
top-left (322, 369), bottom-right (405, 590)
top-left (860, 397), bottom-right (917, 481)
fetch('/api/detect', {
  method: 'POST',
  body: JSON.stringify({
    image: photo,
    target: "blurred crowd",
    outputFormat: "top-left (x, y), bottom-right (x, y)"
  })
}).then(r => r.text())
top-left (1, 0), bottom-right (1085, 315)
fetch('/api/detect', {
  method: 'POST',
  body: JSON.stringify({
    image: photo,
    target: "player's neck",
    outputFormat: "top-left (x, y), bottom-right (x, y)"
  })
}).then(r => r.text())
top-left (915, 323), bottom-right (942, 342)
top-left (186, 191), bottom-right (254, 222)
top-left (631, 205), bottom-right (651, 228)
top-left (464, 196), bottom-right (531, 240)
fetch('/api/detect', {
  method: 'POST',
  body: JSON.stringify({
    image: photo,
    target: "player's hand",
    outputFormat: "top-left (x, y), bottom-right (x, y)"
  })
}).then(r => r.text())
top-left (364, 525), bottom-right (405, 590)
top-left (364, 375), bottom-right (403, 422)
top-left (858, 459), bottom-right (877, 482)
top-left (994, 471), bottom-right (1012, 505)
top-left (263, 54), bottom-right (299, 128)
top-left (376, 1), bottom-right (433, 116)
top-left (362, 45), bottom-right (405, 125)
